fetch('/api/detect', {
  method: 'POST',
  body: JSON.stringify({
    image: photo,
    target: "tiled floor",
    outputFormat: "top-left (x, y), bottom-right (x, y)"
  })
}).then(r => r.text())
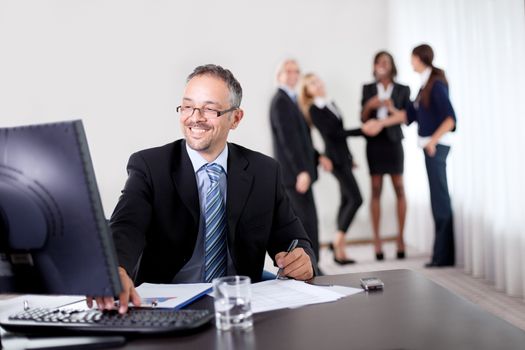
top-left (264, 241), bottom-right (525, 332)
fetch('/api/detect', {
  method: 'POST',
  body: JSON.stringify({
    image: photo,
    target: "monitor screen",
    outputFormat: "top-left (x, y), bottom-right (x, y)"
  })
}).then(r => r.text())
top-left (0, 120), bottom-right (121, 296)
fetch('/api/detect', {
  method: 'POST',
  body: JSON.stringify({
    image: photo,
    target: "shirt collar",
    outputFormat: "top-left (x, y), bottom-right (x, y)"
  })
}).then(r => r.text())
top-left (185, 142), bottom-right (228, 174)
top-left (313, 97), bottom-right (328, 109)
top-left (420, 67), bottom-right (432, 88)
top-left (376, 82), bottom-right (394, 96)
top-left (279, 85), bottom-right (297, 101)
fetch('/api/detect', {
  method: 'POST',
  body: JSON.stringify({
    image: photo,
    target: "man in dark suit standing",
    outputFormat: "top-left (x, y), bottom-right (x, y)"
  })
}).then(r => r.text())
top-left (269, 59), bottom-right (330, 264)
top-left (91, 64), bottom-right (315, 313)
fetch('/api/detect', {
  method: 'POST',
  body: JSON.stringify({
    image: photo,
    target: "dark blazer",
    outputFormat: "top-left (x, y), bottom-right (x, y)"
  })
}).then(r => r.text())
top-left (309, 103), bottom-right (362, 167)
top-left (361, 82), bottom-right (411, 142)
top-left (110, 140), bottom-right (315, 284)
top-left (270, 88), bottom-right (318, 188)
top-left (407, 80), bottom-right (457, 137)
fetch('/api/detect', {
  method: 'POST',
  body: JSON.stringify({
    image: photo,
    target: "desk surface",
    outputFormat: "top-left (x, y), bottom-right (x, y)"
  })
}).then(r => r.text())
top-left (121, 269), bottom-right (525, 350)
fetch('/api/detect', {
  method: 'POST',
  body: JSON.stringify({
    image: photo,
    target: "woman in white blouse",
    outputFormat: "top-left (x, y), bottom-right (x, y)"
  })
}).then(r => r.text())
top-left (361, 51), bottom-right (411, 261)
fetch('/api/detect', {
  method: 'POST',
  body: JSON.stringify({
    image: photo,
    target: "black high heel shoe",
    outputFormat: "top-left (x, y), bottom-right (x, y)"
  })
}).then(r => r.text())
top-left (334, 257), bottom-right (356, 265)
top-left (375, 252), bottom-right (384, 261)
top-left (329, 243), bottom-right (356, 265)
top-left (396, 251), bottom-right (405, 259)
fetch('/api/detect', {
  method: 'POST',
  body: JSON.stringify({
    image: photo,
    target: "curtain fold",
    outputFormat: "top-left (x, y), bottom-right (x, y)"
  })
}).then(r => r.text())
top-left (387, 0), bottom-right (525, 298)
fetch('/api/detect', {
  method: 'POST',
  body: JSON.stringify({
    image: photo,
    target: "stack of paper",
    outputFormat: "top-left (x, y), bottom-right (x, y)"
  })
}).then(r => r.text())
top-left (250, 279), bottom-right (362, 313)
top-left (132, 280), bottom-right (361, 313)
top-left (0, 280), bottom-right (360, 317)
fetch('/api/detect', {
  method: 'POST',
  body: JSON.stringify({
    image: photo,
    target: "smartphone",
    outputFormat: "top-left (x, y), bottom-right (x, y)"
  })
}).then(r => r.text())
top-left (360, 277), bottom-right (384, 291)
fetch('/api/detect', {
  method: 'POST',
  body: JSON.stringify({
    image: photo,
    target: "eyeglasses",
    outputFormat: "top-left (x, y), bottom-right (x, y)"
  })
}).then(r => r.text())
top-left (176, 105), bottom-right (238, 118)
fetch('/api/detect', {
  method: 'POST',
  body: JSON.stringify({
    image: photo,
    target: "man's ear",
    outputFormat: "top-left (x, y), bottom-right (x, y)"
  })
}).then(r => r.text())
top-left (230, 109), bottom-right (244, 130)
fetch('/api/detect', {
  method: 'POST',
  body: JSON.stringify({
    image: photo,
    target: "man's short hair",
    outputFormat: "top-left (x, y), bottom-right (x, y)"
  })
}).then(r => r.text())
top-left (187, 64), bottom-right (242, 108)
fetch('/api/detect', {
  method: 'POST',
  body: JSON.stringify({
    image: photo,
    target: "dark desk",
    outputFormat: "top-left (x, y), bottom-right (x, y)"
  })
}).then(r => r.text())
top-left (122, 269), bottom-right (525, 350)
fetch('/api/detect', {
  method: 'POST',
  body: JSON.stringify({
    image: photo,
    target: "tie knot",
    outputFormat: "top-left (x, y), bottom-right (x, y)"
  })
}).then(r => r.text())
top-left (206, 163), bottom-right (223, 183)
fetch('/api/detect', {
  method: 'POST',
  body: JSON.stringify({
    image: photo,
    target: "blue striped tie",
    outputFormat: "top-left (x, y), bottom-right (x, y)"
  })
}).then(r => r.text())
top-left (204, 163), bottom-right (227, 283)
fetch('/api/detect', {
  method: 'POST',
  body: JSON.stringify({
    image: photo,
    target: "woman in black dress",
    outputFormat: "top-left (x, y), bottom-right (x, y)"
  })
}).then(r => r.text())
top-left (299, 73), bottom-right (364, 265)
top-left (361, 51), bottom-right (410, 260)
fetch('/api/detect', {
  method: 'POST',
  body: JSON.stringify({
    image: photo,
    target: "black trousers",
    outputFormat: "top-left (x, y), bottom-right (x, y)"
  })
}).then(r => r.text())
top-left (424, 145), bottom-right (455, 266)
top-left (285, 187), bottom-right (319, 262)
top-left (332, 162), bottom-right (363, 232)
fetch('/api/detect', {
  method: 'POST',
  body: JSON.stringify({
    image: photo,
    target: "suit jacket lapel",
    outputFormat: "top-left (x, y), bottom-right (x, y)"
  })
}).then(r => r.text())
top-left (171, 140), bottom-right (200, 225)
top-left (370, 83), bottom-right (378, 98)
top-left (391, 84), bottom-right (400, 107)
top-left (279, 88), bottom-right (296, 106)
top-left (226, 143), bottom-right (253, 247)
top-left (330, 102), bottom-right (344, 124)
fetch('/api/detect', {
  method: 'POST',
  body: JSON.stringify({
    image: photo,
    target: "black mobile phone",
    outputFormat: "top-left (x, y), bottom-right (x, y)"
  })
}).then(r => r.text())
top-left (360, 277), bottom-right (384, 291)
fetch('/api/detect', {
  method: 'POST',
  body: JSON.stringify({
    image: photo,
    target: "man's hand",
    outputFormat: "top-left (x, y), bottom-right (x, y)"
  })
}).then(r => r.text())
top-left (318, 155), bottom-right (333, 172)
top-left (295, 171), bottom-right (311, 194)
top-left (86, 267), bottom-right (141, 314)
top-left (275, 248), bottom-right (314, 280)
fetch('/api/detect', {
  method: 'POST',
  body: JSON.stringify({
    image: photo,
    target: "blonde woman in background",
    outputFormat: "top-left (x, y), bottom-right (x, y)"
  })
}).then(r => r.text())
top-left (299, 73), bottom-right (371, 264)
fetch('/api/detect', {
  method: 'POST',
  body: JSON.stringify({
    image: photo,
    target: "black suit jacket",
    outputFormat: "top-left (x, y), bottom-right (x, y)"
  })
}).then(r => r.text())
top-left (309, 103), bottom-right (362, 167)
top-left (361, 82), bottom-right (411, 143)
top-left (270, 88), bottom-right (318, 188)
top-left (110, 140), bottom-right (315, 284)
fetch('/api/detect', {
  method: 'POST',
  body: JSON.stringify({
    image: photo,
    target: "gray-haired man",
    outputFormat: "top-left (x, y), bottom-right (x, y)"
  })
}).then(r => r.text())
top-left (89, 64), bottom-right (316, 313)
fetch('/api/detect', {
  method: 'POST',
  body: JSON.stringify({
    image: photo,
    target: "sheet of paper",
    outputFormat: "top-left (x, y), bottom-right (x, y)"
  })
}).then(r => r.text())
top-left (32, 283), bottom-right (213, 311)
top-left (135, 282), bottom-right (212, 309)
top-left (0, 295), bottom-right (85, 319)
top-left (322, 284), bottom-right (364, 297)
top-left (250, 279), bottom-right (362, 313)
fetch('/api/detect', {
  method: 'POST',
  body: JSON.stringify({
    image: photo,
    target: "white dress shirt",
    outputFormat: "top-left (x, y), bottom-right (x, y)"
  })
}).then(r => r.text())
top-left (376, 83), bottom-right (394, 120)
top-left (313, 97), bottom-right (341, 119)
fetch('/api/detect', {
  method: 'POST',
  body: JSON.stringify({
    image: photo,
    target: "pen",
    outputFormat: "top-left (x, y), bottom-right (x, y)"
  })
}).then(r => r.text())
top-left (275, 239), bottom-right (299, 279)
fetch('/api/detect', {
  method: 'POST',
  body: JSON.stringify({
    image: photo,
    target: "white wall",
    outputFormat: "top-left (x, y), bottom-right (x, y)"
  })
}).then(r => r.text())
top-left (0, 0), bottom-right (399, 244)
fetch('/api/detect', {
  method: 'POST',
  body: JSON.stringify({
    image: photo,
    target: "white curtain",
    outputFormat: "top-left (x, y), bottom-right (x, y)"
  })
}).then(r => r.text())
top-left (387, 0), bottom-right (525, 298)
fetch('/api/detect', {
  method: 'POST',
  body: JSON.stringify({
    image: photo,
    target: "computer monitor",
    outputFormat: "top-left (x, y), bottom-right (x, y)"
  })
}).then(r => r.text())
top-left (0, 120), bottom-right (122, 296)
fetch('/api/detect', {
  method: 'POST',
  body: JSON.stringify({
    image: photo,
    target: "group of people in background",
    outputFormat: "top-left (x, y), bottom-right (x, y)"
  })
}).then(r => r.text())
top-left (87, 44), bottom-right (457, 309)
top-left (269, 44), bottom-right (457, 271)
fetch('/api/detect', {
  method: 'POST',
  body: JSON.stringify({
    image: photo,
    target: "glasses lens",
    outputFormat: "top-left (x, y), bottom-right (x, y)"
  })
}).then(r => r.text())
top-left (179, 106), bottom-right (193, 116)
top-left (203, 108), bottom-right (219, 118)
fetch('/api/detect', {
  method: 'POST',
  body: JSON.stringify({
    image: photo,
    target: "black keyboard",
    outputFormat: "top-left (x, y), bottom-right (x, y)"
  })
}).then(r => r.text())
top-left (1, 307), bottom-right (214, 335)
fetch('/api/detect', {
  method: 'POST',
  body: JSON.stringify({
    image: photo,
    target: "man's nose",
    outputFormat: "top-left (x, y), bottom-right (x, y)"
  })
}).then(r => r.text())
top-left (190, 108), bottom-right (207, 123)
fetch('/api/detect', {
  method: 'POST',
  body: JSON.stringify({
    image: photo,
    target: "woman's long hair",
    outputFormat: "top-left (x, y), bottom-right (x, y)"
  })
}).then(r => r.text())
top-left (298, 73), bottom-right (316, 127)
top-left (412, 44), bottom-right (447, 108)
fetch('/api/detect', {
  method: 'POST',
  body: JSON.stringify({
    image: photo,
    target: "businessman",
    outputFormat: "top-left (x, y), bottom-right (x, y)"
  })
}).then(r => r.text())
top-left (90, 64), bottom-right (315, 313)
top-left (269, 59), bottom-right (330, 263)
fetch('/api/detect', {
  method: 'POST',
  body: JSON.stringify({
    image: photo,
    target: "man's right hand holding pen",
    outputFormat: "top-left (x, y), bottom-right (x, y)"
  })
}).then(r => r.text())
top-left (274, 239), bottom-right (314, 281)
